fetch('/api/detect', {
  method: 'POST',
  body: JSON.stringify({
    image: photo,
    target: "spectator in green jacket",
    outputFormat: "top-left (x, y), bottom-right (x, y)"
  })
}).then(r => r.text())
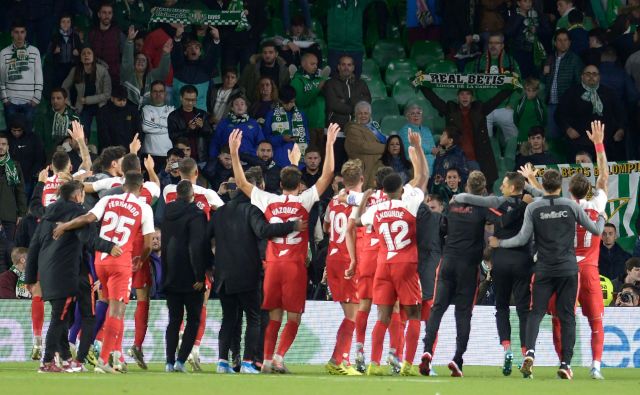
top-left (290, 53), bottom-right (330, 151)
top-left (543, 28), bottom-right (583, 139)
top-left (513, 77), bottom-right (546, 146)
top-left (327, 0), bottom-right (373, 77)
top-left (34, 87), bottom-right (80, 155)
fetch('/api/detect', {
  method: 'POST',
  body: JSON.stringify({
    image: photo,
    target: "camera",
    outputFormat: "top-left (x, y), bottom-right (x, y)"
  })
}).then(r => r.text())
top-left (620, 291), bottom-right (634, 304)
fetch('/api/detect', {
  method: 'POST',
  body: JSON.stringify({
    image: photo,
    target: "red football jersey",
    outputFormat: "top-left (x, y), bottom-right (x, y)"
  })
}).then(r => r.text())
top-left (42, 175), bottom-right (65, 207)
top-left (163, 183), bottom-right (224, 220)
top-left (575, 188), bottom-right (607, 267)
top-left (251, 186), bottom-right (319, 262)
top-left (89, 193), bottom-right (155, 267)
top-left (324, 196), bottom-right (355, 262)
top-left (360, 185), bottom-right (424, 264)
top-left (92, 176), bottom-right (160, 205)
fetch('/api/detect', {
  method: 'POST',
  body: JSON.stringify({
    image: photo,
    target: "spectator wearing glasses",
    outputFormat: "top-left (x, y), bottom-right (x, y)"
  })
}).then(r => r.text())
top-left (399, 103), bottom-right (436, 172)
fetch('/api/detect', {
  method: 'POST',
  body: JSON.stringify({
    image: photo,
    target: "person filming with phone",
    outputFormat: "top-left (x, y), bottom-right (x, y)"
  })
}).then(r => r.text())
top-left (168, 85), bottom-right (213, 165)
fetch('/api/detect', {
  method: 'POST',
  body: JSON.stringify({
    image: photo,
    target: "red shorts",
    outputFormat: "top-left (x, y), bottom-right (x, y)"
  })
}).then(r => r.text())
top-left (372, 260), bottom-right (422, 306)
top-left (326, 258), bottom-right (359, 304)
top-left (356, 249), bottom-right (378, 300)
top-left (131, 259), bottom-right (152, 289)
top-left (96, 264), bottom-right (132, 303)
top-left (577, 264), bottom-right (604, 320)
top-left (262, 260), bottom-right (307, 313)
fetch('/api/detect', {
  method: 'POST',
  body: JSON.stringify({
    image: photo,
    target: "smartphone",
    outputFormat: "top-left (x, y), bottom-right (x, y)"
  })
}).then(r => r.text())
top-left (170, 161), bottom-right (180, 170)
top-left (191, 113), bottom-right (203, 123)
top-left (226, 182), bottom-right (237, 191)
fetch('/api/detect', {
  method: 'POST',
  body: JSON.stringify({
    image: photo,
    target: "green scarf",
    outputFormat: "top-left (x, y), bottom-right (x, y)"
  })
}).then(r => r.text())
top-left (412, 71), bottom-right (521, 90)
top-left (150, 1), bottom-right (250, 31)
top-left (52, 107), bottom-right (79, 140)
top-left (0, 153), bottom-right (20, 187)
top-left (581, 82), bottom-right (603, 116)
top-left (10, 265), bottom-right (29, 299)
top-left (7, 44), bottom-right (30, 82)
top-left (228, 111), bottom-right (250, 124)
top-left (271, 103), bottom-right (307, 154)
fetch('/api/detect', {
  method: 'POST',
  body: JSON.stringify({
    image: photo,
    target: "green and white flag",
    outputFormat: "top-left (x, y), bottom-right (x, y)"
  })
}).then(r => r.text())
top-left (411, 71), bottom-right (522, 90)
top-left (535, 162), bottom-right (640, 238)
top-left (150, 2), bottom-right (249, 30)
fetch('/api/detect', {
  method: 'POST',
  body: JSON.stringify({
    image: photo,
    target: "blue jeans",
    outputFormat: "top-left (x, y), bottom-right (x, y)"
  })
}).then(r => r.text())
top-left (282, 0), bottom-right (312, 30)
top-left (3, 102), bottom-right (36, 132)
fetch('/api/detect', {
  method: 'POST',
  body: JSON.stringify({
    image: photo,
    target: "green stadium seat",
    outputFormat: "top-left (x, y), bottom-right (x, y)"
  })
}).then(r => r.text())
top-left (371, 98), bottom-right (400, 123)
top-left (410, 40), bottom-right (444, 69)
top-left (367, 78), bottom-right (388, 100)
top-left (265, 17), bottom-right (285, 37)
top-left (391, 80), bottom-right (419, 109)
top-left (503, 137), bottom-right (519, 162)
top-left (425, 59), bottom-right (457, 74)
top-left (372, 40), bottom-right (406, 69)
top-left (362, 58), bottom-right (381, 82)
top-left (385, 59), bottom-right (418, 88)
top-left (0, 32), bottom-right (12, 50)
top-left (421, 102), bottom-right (446, 135)
top-left (311, 18), bottom-right (324, 40)
top-left (380, 115), bottom-right (407, 136)
top-left (433, 87), bottom-right (458, 102)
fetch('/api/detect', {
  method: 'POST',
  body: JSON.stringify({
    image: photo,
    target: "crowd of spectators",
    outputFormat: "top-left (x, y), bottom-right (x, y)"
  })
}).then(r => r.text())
top-left (0, 0), bottom-right (640, 304)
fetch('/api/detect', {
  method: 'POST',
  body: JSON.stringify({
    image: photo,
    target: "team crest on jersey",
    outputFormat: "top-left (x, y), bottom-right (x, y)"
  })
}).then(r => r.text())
top-left (196, 201), bottom-right (205, 210)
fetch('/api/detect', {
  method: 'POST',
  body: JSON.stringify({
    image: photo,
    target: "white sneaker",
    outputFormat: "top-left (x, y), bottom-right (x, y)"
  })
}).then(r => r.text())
top-left (590, 367), bottom-right (604, 380)
top-left (187, 349), bottom-right (202, 372)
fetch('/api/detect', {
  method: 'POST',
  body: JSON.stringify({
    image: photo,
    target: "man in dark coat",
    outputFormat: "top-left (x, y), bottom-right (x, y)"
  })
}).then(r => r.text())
top-left (96, 85), bottom-right (142, 151)
top-left (161, 180), bottom-right (211, 373)
top-left (24, 180), bottom-right (119, 372)
top-left (420, 86), bottom-right (511, 190)
top-left (209, 166), bottom-right (301, 373)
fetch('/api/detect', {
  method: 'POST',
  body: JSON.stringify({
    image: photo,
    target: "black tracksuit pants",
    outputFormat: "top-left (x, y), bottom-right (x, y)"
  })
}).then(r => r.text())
top-left (423, 256), bottom-right (479, 366)
top-left (526, 273), bottom-right (579, 364)
top-left (44, 297), bottom-right (75, 363)
top-left (492, 248), bottom-right (532, 349)
top-left (218, 286), bottom-right (261, 362)
top-left (75, 274), bottom-right (96, 362)
top-left (165, 291), bottom-right (204, 364)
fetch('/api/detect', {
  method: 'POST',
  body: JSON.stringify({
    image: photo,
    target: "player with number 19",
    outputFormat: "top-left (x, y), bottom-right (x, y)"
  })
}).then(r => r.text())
top-left (353, 129), bottom-right (428, 377)
top-left (229, 124), bottom-right (340, 373)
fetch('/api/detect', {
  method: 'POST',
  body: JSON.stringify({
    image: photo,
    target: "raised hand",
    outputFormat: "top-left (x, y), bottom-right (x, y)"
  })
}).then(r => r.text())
top-left (144, 155), bottom-right (155, 171)
top-left (518, 162), bottom-right (537, 180)
top-left (162, 38), bottom-right (173, 54)
top-left (586, 120), bottom-right (605, 145)
top-left (67, 120), bottom-right (85, 141)
top-left (38, 166), bottom-right (50, 183)
top-left (288, 143), bottom-right (302, 166)
top-left (228, 129), bottom-right (243, 154)
top-left (210, 27), bottom-right (220, 41)
top-left (408, 128), bottom-right (422, 148)
top-left (127, 25), bottom-right (139, 41)
top-left (129, 133), bottom-right (141, 154)
top-left (326, 123), bottom-right (340, 145)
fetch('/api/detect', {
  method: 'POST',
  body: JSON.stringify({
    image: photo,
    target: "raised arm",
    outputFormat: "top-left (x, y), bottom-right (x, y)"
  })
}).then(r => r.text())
top-left (587, 120), bottom-right (609, 194)
top-left (571, 200), bottom-right (606, 235)
top-left (228, 129), bottom-right (254, 197)
top-left (407, 128), bottom-right (428, 191)
top-left (312, 123), bottom-right (340, 196)
top-left (68, 120), bottom-right (92, 172)
top-left (452, 193), bottom-right (505, 208)
top-left (518, 163), bottom-right (543, 192)
top-left (144, 155), bottom-right (160, 187)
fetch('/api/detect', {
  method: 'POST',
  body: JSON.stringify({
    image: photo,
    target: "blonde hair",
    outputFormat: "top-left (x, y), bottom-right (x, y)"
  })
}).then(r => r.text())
top-left (524, 77), bottom-right (540, 90)
top-left (341, 159), bottom-right (364, 187)
top-left (467, 170), bottom-right (487, 195)
top-left (11, 247), bottom-right (28, 265)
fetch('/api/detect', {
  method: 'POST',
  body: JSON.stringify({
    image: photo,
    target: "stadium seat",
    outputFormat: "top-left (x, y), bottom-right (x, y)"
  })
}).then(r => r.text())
top-left (410, 40), bottom-right (444, 69)
top-left (425, 59), bottom-right (458, 74)
top-left (372, 40), bottom-right (406, 69)
top-left (311, 18), bottom-right (324, 40)
top-left (265, 17), bottom-right (285, 37)
top-left (367, 78), bottom-right (388, 100)
top-left (362, 58), bottom-right (382, 82)
top-left (385, 59), bottom-right (418, 88)
top-left (371, 97), bottom-right (400, 123)
top-left (432, 87), bottom-right (458, 102)
top-left (421, 102), bottom-right (446, 135)
top-left (391, 80), bottom-right (419, 109)
top-left (380, 115), bottom-right (407, 136)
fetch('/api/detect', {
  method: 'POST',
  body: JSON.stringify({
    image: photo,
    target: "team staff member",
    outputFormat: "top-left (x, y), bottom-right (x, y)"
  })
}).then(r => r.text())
top-left (162, 180), bottom-right (211, 373)
top-left (490, 169), bottom-right (606, 380)
top-left (25, 181), bottom-right (121, 373)
top-left (451, 172), bottom-right (533, 375)
top-left (210, 167), bottom-right (299, 374)
top-left (420, 171), bottom-right (491, 378)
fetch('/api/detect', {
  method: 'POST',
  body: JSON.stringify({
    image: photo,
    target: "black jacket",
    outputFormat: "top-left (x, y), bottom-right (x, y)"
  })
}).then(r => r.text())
top-left (24, 199), bottom-right (115, 300)
top-left (96, 101), bottom-right (142, 151)
top-left (161, 199), bottom-right (211, 293)
top-left (167, 106), bottom-right (213, 162)
top-left (243, 156), bottom-right (281, 194)
top-left (209, 192), bottom-right (295, 295)
top-left (416, 204), bottom-right (443, 300)
top-left (7, 130), bottom-right (45, 182)
top-left (599, 243), bottom-right (631, 281)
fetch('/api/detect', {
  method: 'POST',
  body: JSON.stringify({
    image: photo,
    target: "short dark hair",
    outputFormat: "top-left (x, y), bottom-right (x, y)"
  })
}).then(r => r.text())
top-left (554, 28), bottom-right (570, 42)
top-left (382, 173), bottom-right (403, 194)
top-left (467, 170), bottom-right (486, 195)
top-left (150, 80), bottom-right (166, 90)
top-left (528, 126), bottom-right (545, 137)
top-left (51, 87), bottom-right (68, 99)
top-left (123, 171), bottom-right (144, 190)
top-left (338, 54), bottom-right (354, 64)
top-left (375, 166), bottom-right (394, 189)
top-left (446, 167), bottom-right (460, 177)
top-left (568, 9), bottom-right (584, 24)
top-left (175, 137), bottom-right (190, 148)
top-left (180, 84), bottom-right (198, 97)
top-left (568, 173), bottom-right (590, 200)
top-left (51, 151), bottom-right (71, 172)
top-left (541, 169), bottom-right (563, 192)
top-left (111, 85), bottom-right (128, 100)
top-left (176, 179), bottom-right (193, 201)
top-left (59, 180), bottom-right (83, 200)
top-left (11, 18), bottom-right (27, 30)
top-left (575, 150), bottom-right (593, 161)
top-left (588, 28), bottom-right (606, 45)
top-left (261, 40), bottom-right (278, 51)
top-left (219, 145), bottom-right (230, 155)
top-left (100, 146), bottom-right (126, 170)
top-left (620, 283), bottom-right (640, 297)
top-left (443, 126), bottom-right (462, 146)
top-left (427, 194), bottom-right (444, 205)
top-left (245, 166), bottom-right (264, 186)
top-left (504, 172), bottom-right (525, 193)
top-left (121, 153), bottom-right (141, 174)
top-left (179, 158), bottom-right (198, 177)
top-left (166, 147), bottom-right (185, 158)
top-left (604, 222), bottom-right (616, 232)
top-left (222, 67), bottom-right (238, 77)
top-left (625, 257), bottom-right (640, 272)
top-left (305, 147), bottom-right (321, 156)
top-left (280, 166), bottom-right (303, 190)
top-left (257, 140), bottom-right (272, 147)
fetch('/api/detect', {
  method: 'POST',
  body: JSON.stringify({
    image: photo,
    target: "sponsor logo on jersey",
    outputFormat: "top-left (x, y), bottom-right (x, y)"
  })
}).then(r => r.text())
top-left (539, 210), bottom-right (568, 220)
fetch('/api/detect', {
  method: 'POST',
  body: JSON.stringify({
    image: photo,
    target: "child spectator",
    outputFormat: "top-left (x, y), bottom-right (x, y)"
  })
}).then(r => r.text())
top-left (429, 126), bottom-right (469, 192)
top-left (433, 167), bottom-right (463, 207)
top-left (48, 14), bottom-right (83, 90)
top-left (513, 77), bottom-right (546, 146)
